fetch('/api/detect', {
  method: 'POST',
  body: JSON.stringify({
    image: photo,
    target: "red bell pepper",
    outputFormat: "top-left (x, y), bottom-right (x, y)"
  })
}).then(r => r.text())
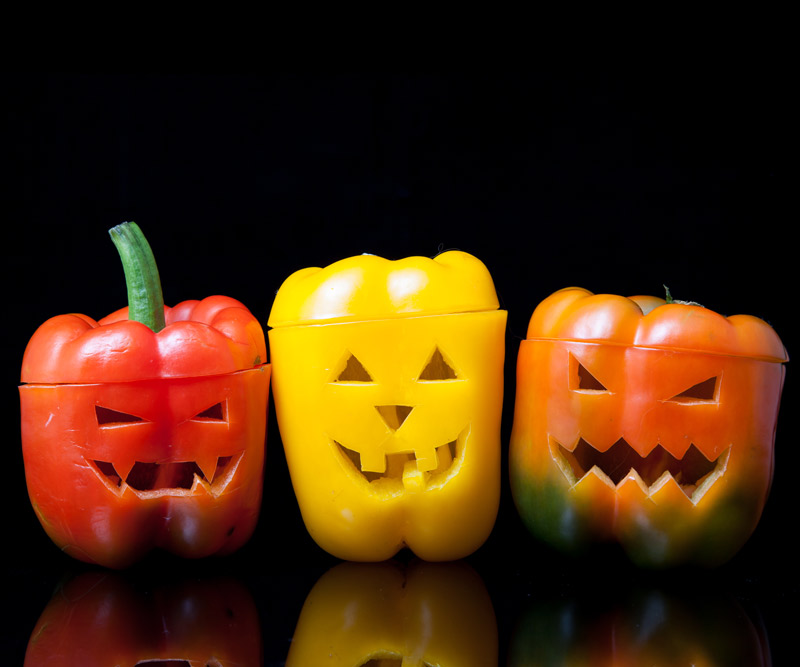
top-left (19, 222), bottom-right (269, 568)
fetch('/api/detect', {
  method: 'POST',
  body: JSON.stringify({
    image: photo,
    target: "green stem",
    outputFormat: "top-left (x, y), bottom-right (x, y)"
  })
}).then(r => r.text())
top-left (662, 284), bottom-right (703, 308)
top-left (109, 221), bottom-right (166, 332)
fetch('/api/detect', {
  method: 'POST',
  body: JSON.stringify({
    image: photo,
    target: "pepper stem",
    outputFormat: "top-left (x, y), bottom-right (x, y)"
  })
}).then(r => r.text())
top-left (662, 284), bottom-right (704, 308)
top-left (109, 222), bottom-right (166, 332)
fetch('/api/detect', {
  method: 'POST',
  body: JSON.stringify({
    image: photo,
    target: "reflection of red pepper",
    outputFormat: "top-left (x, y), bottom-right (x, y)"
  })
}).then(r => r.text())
top-left (24, 571), bottom-right (262, 665)
top-left (20, 222), bottom-right (269, 568)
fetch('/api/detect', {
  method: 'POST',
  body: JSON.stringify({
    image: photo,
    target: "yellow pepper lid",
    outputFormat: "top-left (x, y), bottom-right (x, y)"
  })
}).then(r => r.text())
top-left (268, 251), bottom-right (500, 327)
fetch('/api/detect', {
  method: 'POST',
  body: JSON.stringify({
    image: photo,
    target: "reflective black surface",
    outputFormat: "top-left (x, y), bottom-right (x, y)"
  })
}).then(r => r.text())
top-left (3, 70), bottom-right (794, 664)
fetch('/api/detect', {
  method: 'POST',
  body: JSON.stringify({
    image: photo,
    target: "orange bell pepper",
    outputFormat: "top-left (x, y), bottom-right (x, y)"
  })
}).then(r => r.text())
top-left (510, 287), bottom-right (787, 567)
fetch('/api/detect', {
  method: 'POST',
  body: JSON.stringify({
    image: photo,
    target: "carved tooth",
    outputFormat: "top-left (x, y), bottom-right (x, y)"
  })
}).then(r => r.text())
top-left (616, 468), bottom-right (649, 495)
top-left (192, 475), bottom-right (214, 496)
top-left (195, 453), bottom-right (219, 483)
top-left (112, 455), bottom-right (137, 483)
top-left (413, 445), bottom-right (438, 473)
top-left (402, 460), bottom-right (427, 492)
top-left (648, 470), bottom-right (682, 495)
top-left (360, 449), bottom-right (388, 474)
top-left (585, 464), bottom-right (615, 489)
top-left (649, 473), bottom-right (694, 505)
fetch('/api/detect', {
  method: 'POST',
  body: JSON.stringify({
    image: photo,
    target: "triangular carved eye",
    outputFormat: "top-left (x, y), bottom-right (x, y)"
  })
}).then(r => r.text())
top-left (96, 406), bottom-right (145, 426)
top-left (419, 347), bottom-right (458, 380)
top-left (192, 402), bottom-right (226, 421)
top-left (668, 377), bottom-right (718, 402)
top-left (577, 363), bottom-right (607, 391)
top-left (336, 353), bottom-right (374, 382)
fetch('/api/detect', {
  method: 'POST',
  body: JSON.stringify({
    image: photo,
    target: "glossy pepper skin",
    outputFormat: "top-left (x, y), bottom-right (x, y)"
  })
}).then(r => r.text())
top-left (286, 560), bottom-right (497, 666)
top-left (269, 251), bottom-right (506, 561)
top-left (509, 287), bottom-right (787, 567)
top-left (20, 224), bottom-right (269, 568)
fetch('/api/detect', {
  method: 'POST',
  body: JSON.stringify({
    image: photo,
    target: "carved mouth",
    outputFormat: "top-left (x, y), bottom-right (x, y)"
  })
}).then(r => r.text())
top-left (551, 437), bottom-right (729, 503)
top-left (89, 453), bottom-right (243, 498)
top-left (335, 431), bottom-right (465, 492)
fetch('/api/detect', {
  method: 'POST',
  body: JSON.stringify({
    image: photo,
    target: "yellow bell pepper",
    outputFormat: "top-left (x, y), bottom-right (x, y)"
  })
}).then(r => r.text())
top-left (268, 251), bottom-right (506, 561)
top-left (285, 560), bottom-right (498, 666)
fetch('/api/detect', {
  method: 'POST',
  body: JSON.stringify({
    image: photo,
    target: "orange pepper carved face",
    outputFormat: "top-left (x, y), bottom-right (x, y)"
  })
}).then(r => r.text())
top-left (547, 344), bottom-right (738, 503)
top-left (269, 251), bottom-right (506, 562)
top-left (510, 288), bottom-right (787, 567)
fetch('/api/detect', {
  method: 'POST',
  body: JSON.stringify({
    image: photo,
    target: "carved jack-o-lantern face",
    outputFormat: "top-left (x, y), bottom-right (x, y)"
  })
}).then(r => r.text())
top-left (20, 369), bottom-right (269, 568)
top-left (269, 251), bottom-right (506, 562)
top-left (510, 288), bottom-right (787, 567)
top-left (328, 344), bottom-right (466, 493)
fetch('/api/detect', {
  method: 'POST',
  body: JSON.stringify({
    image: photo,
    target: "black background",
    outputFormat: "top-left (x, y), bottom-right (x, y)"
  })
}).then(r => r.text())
top-left (2, 71), bottom-right (793, 663)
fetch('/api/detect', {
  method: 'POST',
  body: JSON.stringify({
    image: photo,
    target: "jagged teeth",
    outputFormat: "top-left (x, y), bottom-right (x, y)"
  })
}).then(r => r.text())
top-left (195, 452), bottom-right (220, 483)
top-left (88, 453), bottom-right (242, 498)
top-left (551, 437), bottom-right (729, 504)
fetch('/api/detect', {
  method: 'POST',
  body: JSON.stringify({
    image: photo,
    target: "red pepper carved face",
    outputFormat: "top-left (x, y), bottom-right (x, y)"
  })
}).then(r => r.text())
top-left (86, 379), bottom-right (247, 498)
top-left (20, 368), bottom-right (269, 568)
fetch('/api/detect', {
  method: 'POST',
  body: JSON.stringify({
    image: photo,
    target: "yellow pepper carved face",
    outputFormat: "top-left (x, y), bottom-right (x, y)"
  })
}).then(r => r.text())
top-left (328, 343), bottom-right (467, 495)
top-left (269, 252), bottom-right (506, 562)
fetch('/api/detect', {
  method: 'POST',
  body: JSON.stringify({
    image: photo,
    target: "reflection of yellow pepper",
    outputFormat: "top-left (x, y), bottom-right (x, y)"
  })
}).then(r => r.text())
top-left (269, 251), bottom-right (506, 561)
top-left (286, 560), bottom-right (498, 666)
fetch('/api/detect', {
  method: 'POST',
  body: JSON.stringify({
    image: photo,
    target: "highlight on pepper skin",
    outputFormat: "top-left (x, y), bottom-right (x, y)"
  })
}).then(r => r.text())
top-left (509, 287), bottom-right (788, 568)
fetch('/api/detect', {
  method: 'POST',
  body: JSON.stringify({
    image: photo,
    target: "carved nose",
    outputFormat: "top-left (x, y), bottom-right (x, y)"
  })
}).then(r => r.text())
top-left (376, 405), bottom-right (414, 431)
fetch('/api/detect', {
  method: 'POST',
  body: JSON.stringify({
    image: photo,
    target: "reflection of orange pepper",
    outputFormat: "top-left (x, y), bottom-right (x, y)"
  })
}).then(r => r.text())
top-left (286, 559), bottom-right (498, 666)
top-left (24, 571), bottom-right (262, 666)
top-left (509, 585), bottom-right (772, 666)
top-left (20, 223), bottom-right (269, 568)
top-left (510, 287), bottom-right (787, 567)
